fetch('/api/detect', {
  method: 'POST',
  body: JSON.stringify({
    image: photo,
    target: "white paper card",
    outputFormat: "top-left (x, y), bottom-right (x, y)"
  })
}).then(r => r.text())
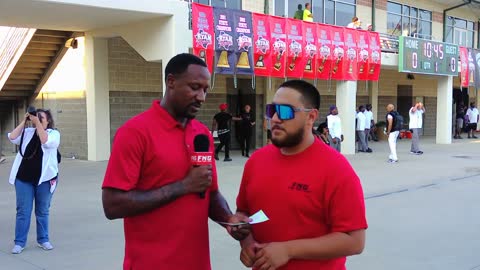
top-left (249, 210), bottom-right (269, 224)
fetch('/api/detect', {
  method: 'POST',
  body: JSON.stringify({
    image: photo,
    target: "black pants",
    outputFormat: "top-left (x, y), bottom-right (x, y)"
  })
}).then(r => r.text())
top-left (215, 132), bottom-right (231, 158)
top-left (239, 132), bottom-right (252, 156)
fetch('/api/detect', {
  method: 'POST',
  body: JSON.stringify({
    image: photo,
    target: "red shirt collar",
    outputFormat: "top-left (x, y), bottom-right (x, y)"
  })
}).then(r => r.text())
top-left (151, 100), bottom-right (186, 130)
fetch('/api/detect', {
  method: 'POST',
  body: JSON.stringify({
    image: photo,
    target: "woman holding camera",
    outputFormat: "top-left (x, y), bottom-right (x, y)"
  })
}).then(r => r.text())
top-left (7, 108), bottom-right (60, 254)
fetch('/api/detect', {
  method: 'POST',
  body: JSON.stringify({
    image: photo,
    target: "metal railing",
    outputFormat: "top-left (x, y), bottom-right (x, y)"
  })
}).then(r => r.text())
top-left (0, 27), bottom-right (34, 89)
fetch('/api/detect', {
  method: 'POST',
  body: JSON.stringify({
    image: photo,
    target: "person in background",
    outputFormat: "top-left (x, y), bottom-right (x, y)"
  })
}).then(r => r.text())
top-left (101, 53), bottom-right (250, 270)
top-left (327, 105), bottom-right (343, 152)
top-left (367, 24), bottom-right (373, 31)
top-left (365, 104), bottom-right (376, 143)
top-left (316, 122), bottom-right (331, 146)
top-left (386, 104), bottom-right (400, 163)
top-left (212, 103), bottom-right (241, 162)
top-left (7, 108), bottom-right (60, 254)
top-left (466, 102), bottom-right (479, 139)
top-left (303, 3), bottom-right (313, 22)
top-left (409, 102), bottom-right (425, 155)
top-left (454, 102), bottom-right (465, 139)
top-left (347, 16), bottom-right (362, 29)
top-left (237, 80), bottom-right (367, 270)
top-left (238, 104), bottom-right (256, 158)
top-left (293, 4), bottom-right (303, 20)
top-left (356, 105), bottom-right (371, 153)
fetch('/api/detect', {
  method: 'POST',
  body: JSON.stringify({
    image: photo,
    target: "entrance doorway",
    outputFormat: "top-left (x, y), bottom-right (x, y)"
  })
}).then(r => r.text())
top-left (397, 85), bottom-right (413, 130)
top-left (226, 78), bottom-right (259, 150)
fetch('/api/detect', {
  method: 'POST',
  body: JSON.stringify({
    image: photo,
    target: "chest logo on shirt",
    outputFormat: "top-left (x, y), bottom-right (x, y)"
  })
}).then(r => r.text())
top-left (288, 182), bottom-right (311, 193)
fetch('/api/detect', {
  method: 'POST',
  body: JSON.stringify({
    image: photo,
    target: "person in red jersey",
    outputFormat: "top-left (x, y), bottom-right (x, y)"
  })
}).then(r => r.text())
top-left (236, 79), bottom-right (367, 270)
top-left (102, 53), bottom-right (250, 270)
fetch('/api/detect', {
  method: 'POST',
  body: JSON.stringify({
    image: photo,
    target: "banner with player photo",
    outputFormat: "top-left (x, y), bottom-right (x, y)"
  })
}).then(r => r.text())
top-left (191, 3), bottom-right (214, 74)
top-left (286, 18), bottom-right (304, 78)
top-left (233, 10), bottom-right (254, 75)
top-left (316, 24), bottom-right (333, 80)
top-left (467, 48), bottom-right (476, 87)
top-left (459, 47), bottom-right (469, 88)
top-left (302, 21), bottom-right (317, 79)
top-left (213, 7), bottom-right (236, 74)
top-left (330, 26), bottom-right (346, 80)
top-left (343, 28), bottom-right (358, 81)
top-left (368, 31), bottom-right (381, 81)
top-left (472, 49), bottom-right (480, 89)
top-left (252, 13), bottom-right (272, 77)
top-left (269, 16), bottom-right (287, 78)
top-left (356, 30), bottom-right (370, 81)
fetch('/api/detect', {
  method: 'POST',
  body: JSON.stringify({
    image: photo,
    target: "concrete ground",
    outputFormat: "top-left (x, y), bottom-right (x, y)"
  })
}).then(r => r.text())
top-left (0, 136), bottom-right (479, 269)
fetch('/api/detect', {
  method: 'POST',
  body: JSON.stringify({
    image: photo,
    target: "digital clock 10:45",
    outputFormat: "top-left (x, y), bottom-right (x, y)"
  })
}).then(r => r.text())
top-left (399, 36), bottom-right (459, 76)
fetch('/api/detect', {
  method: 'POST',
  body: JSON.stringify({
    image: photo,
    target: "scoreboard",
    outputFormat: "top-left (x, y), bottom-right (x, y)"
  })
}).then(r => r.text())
top-left (399, 36), bottom-right (459, 76)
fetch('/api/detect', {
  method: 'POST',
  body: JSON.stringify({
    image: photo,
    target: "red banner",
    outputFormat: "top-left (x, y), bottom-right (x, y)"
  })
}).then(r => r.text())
top-left (316, 24), bottom-right (333, 80)
top-left (460, 47), bottom-right (469, 87)
top-left (286, 19), bottom-right (304, 78)
top-left (367, 31), bottom-right (381, 81)
top-left (343, 28), bottom-right (358, 81)
top-left (191, 3), bottom-right (214, 74)
top-left (269, 16), bottom-right (287, 78)
top-left (330, 26), bottom-right (346, 80)
top-left (302, 21), bottom-right (317, 79)
top-left (252, 13), bottom-right (272, 77)
top-left (357, 30), bottom-right (370, 81)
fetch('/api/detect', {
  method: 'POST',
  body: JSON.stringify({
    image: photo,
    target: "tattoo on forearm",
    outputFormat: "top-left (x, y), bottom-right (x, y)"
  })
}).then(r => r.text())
top-left (209, 191), bottom-right (233, 222)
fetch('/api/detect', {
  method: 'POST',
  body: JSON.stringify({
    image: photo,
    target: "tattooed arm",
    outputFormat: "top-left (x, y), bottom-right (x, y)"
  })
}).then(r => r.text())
top-left (209, 190), bottom-right (251, 240)
top-left (102, 165), bottom-right (213, 219)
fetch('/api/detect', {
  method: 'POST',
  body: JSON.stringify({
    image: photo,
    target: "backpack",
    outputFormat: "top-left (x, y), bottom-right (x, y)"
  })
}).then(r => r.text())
top-left (389, 111), bottom-right (404, 131)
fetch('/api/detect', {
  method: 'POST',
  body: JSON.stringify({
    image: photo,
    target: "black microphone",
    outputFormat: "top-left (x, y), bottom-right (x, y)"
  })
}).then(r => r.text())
top-left (193, 134), bottom-right (211, 199)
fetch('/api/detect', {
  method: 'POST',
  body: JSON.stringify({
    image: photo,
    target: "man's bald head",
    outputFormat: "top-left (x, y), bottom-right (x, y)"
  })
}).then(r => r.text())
top-left (386, 104), bottom-right (394, 112)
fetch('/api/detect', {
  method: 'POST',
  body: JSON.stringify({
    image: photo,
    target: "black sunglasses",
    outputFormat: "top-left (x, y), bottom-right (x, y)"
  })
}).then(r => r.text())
top-left (265, 103), bottom-right (313, 120)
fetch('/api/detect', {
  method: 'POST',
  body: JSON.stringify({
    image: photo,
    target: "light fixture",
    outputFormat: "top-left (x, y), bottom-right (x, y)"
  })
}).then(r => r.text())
top-left (65, 38), bottom-right (78, 49)
top-left (407, 73), bottom-right (415, 80)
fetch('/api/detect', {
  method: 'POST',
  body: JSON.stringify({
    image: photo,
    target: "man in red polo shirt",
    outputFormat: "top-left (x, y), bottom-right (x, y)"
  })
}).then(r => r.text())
top-left (237, 80), bottom-right (367, 270)
top-left (102, 53), bottom-right (250, 270)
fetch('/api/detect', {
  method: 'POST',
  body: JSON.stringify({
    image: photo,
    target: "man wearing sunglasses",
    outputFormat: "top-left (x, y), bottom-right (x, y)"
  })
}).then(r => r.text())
top-left (237, 80), bottom-right (367, 270)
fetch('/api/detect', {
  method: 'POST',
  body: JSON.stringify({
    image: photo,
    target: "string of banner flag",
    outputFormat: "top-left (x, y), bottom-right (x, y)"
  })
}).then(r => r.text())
top-left (191, 3), bottom-right (382, 81)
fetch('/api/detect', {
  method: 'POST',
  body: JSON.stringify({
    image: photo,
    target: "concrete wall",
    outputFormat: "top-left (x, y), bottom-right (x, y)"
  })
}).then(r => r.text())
top-left (108, 37), bottom-right (163, 143)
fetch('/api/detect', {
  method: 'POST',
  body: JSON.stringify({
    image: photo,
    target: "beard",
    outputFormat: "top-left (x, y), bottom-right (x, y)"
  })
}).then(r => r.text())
top-left (271, 126), bottom-right (305, 148)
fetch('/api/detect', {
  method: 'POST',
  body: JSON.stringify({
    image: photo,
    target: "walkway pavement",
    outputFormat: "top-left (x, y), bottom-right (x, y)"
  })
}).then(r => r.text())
top-left (0, 136), bottom-right (479, 269)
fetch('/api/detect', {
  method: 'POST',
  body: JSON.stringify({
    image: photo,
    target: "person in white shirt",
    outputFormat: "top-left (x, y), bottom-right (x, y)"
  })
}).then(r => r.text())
top-left (356, 106), bottom-right (371, 153)
top-left (327, 105), bottom-right (343, 152)
top-left (409, 102), bottom-right (425, 154)
top-left (385, 104), bottom-right (399, 163)
top-left (466, 102), bottom-right (479, 139)
top-left (364, 104), bottom-right (376, 145)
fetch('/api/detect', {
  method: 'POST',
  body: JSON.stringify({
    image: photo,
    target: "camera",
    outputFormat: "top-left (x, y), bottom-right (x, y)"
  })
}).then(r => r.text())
top-left (27, 106), bottom-right (37, 120)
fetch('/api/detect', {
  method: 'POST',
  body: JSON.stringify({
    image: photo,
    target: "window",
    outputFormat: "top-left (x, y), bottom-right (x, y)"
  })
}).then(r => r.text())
top-left (211, 0), bottom-right (241, 9)
top-left (274, 0), bottom-right (356, 26)
top-left (446, 16), bottom-right (475, 48)
top-left (192, 0), bottom-right (242, 9)
top-left (387, 2), bottom-right (432, 39)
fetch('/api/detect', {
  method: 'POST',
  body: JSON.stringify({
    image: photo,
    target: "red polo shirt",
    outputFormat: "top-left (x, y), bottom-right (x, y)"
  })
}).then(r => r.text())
top-left (237, 139), bottom-right (367, 270)
top-left (103, 100), bottom-right (218, 270)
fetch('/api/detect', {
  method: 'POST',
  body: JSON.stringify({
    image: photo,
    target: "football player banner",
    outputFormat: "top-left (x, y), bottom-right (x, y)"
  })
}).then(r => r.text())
top-left (368, 31), bottom-right (381, 81)
top-left (316, 24), bottom-right (333, 80)
top-left (329, 26), bottom-right (346, 80)
top-left (286, 18), bottom-right (304, 78)
top-left (269, 16), bottom-right (287, 78)
top-left (459, 47), bottom-right (469, 88)
top-left (191, 3), bottom-right (215, 73)
top-left (213, 7), bottom-right (236, 74)
top-left (302, 21), bottom-right (317, 79)
top-left (252, 13), bottom-right (272, 77)
top-left (467, 48), bottom-right (476, 86)
top-left (343, 28), bottom-right (358, 81)
top-left (356, 30), bottom-right (370, 81)
top-left (233, 10), bottom-right (254, 75)
top-left (473, 49), bottom-right (480, 89)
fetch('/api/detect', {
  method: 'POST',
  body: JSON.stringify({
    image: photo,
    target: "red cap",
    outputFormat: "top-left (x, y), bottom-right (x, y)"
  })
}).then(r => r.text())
top-left (219, 103), bottom-right (228, 110)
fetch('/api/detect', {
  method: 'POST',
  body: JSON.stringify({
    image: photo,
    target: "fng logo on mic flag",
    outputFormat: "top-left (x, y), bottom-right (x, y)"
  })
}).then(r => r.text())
top-left (191, 152), bottom-right (213, 166)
